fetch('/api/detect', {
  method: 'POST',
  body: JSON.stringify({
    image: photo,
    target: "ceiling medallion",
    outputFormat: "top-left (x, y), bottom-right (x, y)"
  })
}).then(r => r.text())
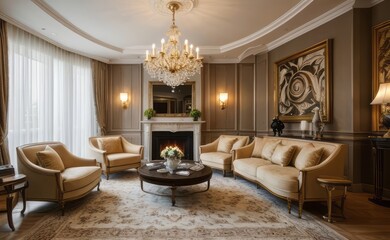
top-left (144, 0), bottom-right (202, 89)
top-left (150, 0), bottom-right (196, 15)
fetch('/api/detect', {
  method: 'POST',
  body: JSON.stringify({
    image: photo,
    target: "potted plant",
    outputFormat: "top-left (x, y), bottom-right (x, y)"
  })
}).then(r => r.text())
top-left (190, 109), bottom-right (201, 121)
top-left (144, 108), bottom-right (154, 120)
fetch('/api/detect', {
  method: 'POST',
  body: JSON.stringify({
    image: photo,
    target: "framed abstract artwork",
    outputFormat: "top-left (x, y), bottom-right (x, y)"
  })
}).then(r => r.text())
top-left (372, 20), bottom-right (390, 131)
top-left (274, 39), bottom-right (332, 122)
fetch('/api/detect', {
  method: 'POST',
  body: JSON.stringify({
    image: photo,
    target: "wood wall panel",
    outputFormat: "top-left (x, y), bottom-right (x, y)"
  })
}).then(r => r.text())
top-left (238, 63), bottom-right (255, 131)
top-left (107, 64), bottom-right (142, 143)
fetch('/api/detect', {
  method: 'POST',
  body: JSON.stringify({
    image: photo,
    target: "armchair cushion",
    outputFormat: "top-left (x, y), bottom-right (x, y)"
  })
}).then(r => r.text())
top-left (217, 137), bottom-right (237, 153)
top-left (294, 144), bottom-right (324, 170)
top-left (271, 144), bottom-right (296, 167)
top-left (261, 140), bottom-right (280, 160)
top-left (36, 145), bottom-right (65, 172)
top-left (61, 166), bottom-right (102, 192)
top-left (106, 153), bottom-right (141, 167)
top-left (97, 137), bottom-right (123, 154)
top-left (200, 152), bottom-right (232, 165)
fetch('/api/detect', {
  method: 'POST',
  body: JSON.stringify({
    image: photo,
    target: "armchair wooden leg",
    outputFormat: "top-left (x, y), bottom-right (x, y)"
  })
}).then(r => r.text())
top-left (97, 182), bottom-right (100, 191)
top-left (298, 200), bottom-right (304, 218)
top-left (60, 201), bottom-right (65, 216)
top-left (223, 171), bottom-right (226, 177)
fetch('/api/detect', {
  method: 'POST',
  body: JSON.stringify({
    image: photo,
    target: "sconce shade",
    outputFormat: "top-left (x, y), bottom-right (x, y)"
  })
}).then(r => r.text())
top-left (219, 92), bottom-right (228, 110)
top-left (371, 83), bottom-right (390, 105)
top-left (120, 92), bottom-right (129, 102)
top-left (120, 92), bottom-right (129, 109)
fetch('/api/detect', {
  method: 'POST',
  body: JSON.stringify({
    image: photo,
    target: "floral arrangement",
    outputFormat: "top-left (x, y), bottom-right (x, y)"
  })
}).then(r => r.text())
top-left (160, 146), bottom-right (184, 159)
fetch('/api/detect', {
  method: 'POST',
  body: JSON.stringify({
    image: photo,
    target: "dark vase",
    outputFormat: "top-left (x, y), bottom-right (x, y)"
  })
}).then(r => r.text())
top-left (193, 117), bottom-right (198, 121)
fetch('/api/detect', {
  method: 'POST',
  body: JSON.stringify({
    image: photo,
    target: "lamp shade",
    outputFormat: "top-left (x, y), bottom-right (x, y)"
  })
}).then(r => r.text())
top-left (219, 92), bottom-right (228, 102)
top-left (371, 83), bottom-right (390, 105)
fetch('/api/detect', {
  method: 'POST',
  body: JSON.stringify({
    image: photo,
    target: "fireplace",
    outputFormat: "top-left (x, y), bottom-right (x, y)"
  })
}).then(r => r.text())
top-left (152, 131), bottom-right (193, 160)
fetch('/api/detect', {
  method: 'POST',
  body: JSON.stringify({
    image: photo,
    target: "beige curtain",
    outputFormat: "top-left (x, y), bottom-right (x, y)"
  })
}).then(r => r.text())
top-left (0, 20), bottom-right (10, 165)
top-left (92, 60), bottom-right (108, 136)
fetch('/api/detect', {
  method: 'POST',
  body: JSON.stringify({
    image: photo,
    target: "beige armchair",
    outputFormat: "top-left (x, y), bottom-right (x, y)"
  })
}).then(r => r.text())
top-left (199, 135), bottom-right (250, 176)
top-left (89, 135), bottom-right (144, 180)
top-left (16, 142), bottom-right (101, 215)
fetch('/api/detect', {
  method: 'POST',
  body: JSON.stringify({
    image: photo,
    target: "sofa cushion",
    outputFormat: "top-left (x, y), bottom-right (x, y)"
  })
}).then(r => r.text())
top-left (200, 152), bottom-right (232, 165)
top-left (256, 165), bottom-right (300, 193)
top-left (232, 137), bottom-right (248, 151)
top-left (271, 144), bottom-right (296, 167)
top-left (261, 140), bottom-right (281, 160)
top-left (217, 137), bottom-right (237, 153)
top-left (294, 144), bottom-right (324, 170)
top-left (36, 145), bottom-right (65, 172)
top-left (106, 153), bottom-right (141, 167)
top-left (61, 166), bottom-right (101, 192)
top-left (251, 137), bottom-right (265, 158)
top-left (233, 158), bottom-right (272, 178)
top-left (294, 143), bottom-right (324, 170)
top-left (97, 137), bottom-right (123, 154)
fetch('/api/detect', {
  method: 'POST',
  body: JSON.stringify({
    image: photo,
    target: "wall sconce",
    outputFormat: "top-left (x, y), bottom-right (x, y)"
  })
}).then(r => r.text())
top-left (219, 92), bottom-right (228, 110)
top-left (120, 92), bottom-right (129, 109)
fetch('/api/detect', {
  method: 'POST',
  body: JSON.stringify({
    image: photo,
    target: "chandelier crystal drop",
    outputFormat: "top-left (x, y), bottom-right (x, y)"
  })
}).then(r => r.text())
top-left (144, 1), bottom-right (203, 89)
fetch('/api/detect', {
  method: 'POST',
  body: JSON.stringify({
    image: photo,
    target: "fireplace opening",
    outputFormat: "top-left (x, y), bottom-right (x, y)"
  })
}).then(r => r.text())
top-left (152, 131), bottom-right (193, 160)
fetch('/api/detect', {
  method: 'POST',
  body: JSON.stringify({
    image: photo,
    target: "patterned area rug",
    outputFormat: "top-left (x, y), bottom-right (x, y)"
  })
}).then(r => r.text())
top-left (23, 170), bottom-right (345, 240)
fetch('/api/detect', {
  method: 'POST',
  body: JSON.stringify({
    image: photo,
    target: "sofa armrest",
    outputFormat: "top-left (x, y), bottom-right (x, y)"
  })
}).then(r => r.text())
top-left (122, 138), bottom-right (144, 155)
top-left (199, 138), bottom-right (219, 154)
top-left (234, 141), bottom-right (255, 160)
top-left (300, 144), bottom-right (347, 199)
top-left (88, 141), bottom-right (108, 166)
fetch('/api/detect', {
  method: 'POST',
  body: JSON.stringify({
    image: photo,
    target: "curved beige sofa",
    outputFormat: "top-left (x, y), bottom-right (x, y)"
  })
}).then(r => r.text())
top-left (17, 142), bottom-right (101, 215)
top-left (232, 136), bottom-right (348, 218)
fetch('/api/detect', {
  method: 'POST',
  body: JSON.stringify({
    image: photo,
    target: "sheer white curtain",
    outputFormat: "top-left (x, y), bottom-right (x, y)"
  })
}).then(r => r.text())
top-left (7, 24), bottom-right (97, 166)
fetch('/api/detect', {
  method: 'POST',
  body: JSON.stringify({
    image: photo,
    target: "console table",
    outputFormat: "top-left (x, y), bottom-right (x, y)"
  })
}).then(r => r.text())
top-left (369, 137), bottom-right (390, 207)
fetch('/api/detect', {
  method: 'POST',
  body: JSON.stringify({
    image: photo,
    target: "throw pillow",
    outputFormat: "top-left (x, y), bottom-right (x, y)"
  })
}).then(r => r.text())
top-left (294, 144), bottom-right (324, 170)
top-left (251, 137), bottom-right (265, 157)
top-left (97, 137), bottom-right (124, 154)
top-left (36, 145), bottom-right (65, 171)
top-left (271, 144), bottom-right (296, 166)
top-left (217, 137), bottom-right (237, 153)
top-left (261, 140), bottom-right (281, 160)
top-left (232, 137), bottom-right (248, 150)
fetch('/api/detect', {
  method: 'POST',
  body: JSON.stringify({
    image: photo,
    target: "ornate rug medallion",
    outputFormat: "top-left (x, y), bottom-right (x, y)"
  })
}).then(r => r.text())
top-left (23, 171), bottom-right (345, 239)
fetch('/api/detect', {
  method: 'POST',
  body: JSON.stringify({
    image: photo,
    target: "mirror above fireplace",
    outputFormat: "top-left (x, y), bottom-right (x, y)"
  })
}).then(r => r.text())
top-left (149, 81), bottom-right (195, 117)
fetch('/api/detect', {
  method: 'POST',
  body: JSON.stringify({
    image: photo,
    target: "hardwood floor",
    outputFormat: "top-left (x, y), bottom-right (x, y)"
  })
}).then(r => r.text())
top-left (1, 190), bottom-right (390, 239)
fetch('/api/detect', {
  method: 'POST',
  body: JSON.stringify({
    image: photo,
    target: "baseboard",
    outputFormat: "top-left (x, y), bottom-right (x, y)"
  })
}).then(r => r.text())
top-left (351, 183), bottom-right (390, 198)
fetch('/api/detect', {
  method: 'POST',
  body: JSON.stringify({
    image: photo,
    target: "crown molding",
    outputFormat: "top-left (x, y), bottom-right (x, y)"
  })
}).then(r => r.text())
top-left (220, 0), bottom-right (313, 53)
top-left (0, 11), bottom-right (109, 63)
top-left (238, 45), bottom-right (268, 62)
top-left (266, 0), bottom-right (355, 52)
top-left (32, 0), bottom-right (123, 53)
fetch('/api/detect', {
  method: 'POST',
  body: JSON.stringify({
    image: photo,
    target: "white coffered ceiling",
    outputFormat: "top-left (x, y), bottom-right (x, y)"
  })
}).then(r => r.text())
top-left (0, 0), bottom-right (379, 63)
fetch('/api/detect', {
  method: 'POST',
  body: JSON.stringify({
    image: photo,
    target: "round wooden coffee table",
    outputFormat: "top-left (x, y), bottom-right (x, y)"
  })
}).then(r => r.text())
top-left (138, 161), bottom-right (212, 206)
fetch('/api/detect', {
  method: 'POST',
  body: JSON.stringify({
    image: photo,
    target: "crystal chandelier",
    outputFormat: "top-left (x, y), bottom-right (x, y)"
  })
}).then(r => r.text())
top-left (144, 1), bottom-right (203, 89)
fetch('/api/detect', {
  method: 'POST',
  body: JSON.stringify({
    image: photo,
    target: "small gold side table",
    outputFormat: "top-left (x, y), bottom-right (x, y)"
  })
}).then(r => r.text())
top-left (317, 176), bottom-right (352, 223)
top-left (0, 174), bottom-right (29, 231)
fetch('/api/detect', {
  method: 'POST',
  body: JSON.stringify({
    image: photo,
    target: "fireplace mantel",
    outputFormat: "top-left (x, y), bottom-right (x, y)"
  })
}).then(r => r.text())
top-left (141, 118), bottom-right (205, 161)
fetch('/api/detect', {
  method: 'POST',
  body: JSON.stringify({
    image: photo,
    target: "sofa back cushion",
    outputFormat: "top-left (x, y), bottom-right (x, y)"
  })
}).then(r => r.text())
top-left (294, 144), bottom-right (324, 170)
top-left (36, 145), bottom-right (65, 171)
top-left (232, 136), bottom-right (250, 150)
top-left (217, 136), bottom-right (237, 153)
top-left (261, 139), bottom-right (281, 160)
top-left (97, 137), bottom-right (123, 154)
top-left (271, 144), bottom-right (296, 166)
top-left (251, 137), bottom-right (265, 157)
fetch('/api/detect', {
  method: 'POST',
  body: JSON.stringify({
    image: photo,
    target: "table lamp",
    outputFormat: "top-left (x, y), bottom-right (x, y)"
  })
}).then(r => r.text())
top-left (371, 82), bottom-right (390, 137)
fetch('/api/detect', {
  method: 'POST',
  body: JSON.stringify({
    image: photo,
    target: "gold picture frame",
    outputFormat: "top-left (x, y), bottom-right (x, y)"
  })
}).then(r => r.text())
top-left (372, 20), bottom-right (390, 131)
top-left (274, 39), bottom-right (332, 122)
